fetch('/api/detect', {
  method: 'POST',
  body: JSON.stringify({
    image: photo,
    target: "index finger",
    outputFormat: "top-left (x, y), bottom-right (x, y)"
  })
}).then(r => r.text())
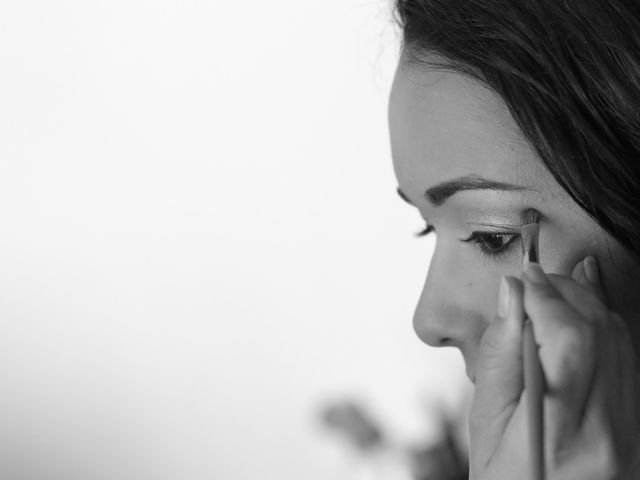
top-left (541, 255), bottom-right (609, 325)
top-left (521, 263), bottom-right (598, 437)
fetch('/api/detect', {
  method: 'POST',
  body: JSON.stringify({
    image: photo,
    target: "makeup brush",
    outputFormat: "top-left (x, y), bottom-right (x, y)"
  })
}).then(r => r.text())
top-left (520, 208), bottom-right (544, 480)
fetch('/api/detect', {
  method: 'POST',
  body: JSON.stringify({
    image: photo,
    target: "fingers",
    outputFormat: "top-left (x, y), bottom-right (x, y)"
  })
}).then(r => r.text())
top-left (609, 313), bottom-right (640, 460)
top-left (568, 255), bottom-right (609, 308)
top-left (523, 257), bottom-right (640, 467)
top-left (610, 312), bottom-right (639, 408)
top-left (567, 256), bottom-right (638, 449)
top-left (582, 310), bottom-right (640, 462)
top-left (522, 264), bottom-right (597, 438)
top-left (545, 259), bottom-right (608, 325)
top-left (571, 258), bottom-right (637, 439)
top-left (471, 276), bottom-right (525, 444)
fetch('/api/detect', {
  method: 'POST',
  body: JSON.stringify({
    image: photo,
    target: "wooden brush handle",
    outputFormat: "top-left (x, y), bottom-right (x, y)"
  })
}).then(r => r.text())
top-left (523, 318), bottom-right (544, 480)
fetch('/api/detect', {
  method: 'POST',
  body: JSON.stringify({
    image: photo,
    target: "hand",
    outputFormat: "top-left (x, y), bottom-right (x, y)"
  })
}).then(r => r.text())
top-left (469, 256), bottom-right (640, 480)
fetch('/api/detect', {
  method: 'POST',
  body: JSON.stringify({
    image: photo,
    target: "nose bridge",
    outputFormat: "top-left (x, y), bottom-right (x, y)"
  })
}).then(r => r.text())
top-left (413, 247), bottom-right (470, 348)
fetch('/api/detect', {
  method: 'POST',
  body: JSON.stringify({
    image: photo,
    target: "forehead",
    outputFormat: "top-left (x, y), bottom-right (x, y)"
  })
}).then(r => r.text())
top-left (388, 63), bottom-right (549, 200)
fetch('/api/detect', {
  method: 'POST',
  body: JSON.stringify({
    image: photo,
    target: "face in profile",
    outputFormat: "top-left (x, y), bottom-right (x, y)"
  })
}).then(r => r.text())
top-left (388, 59), bottom-right (640, 383)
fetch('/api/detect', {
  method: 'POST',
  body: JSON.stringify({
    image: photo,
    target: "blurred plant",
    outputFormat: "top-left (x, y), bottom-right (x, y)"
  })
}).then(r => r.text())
top-left (320, 400), bottom-right (387, 452)
top-left (406, 412), bottom-right (468, 480)
top-left (318, 398), bottom-right (468, 480)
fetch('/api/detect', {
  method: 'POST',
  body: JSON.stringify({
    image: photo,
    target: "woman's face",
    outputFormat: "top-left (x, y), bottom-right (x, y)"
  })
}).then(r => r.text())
top-left (388, 60), bottom-right (640, 382)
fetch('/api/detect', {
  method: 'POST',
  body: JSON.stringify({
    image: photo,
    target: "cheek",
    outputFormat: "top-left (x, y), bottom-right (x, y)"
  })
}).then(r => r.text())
top-left (536, 223), bottom-right (606, 276)
top-left (533, 205), bottom-right (609, 273)
top-left (533, 222), bottom-right (640, 319)
top-left (429, 240), bottom-right (506, 323)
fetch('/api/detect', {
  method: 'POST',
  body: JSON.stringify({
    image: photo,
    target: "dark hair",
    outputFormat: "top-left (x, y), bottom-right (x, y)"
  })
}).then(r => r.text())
top-left (391, 0), bottom-right (640, 265)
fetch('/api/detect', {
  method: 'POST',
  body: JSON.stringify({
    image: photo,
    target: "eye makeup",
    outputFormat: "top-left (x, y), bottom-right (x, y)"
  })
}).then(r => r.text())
top-left (467, 222), bottom-right (524, 230)
top-left (460, 231), bottom-right (519, 260)
top-left (414, 222), bottom-right (521, 260)
top-left (413, 208), bottom-right (544, 260)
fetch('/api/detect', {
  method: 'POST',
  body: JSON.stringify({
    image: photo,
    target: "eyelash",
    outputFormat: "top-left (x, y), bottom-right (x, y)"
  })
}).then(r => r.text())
top-left (415, 224), bottom-right (520, 260)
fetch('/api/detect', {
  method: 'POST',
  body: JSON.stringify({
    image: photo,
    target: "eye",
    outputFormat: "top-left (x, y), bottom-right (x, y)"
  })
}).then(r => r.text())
top-left (414, 224), bottom-right (520, 261)
top-left (461, 231), bottom-right (520, 260)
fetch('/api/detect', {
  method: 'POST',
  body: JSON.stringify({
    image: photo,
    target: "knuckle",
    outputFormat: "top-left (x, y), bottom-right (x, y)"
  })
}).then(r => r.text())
top-left (534, 285), bottom-right (562, 302)
top-left (551, 432), bottom-right (622, 477)
top-left (584, 299), bottom-right (609, 324)
top-left (548, 323), bottom-right (594, 375)
top-left (577, 322), bottom-right (596, 351)
top-left (594, 437), bottom-right (622, 479)
top-left (559, 322), bottom-right (595, 353)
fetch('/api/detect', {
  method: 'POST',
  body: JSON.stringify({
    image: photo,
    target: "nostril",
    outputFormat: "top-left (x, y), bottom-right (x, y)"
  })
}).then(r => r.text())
top-left (412, 303), bottom-right (461, 348)
top-left (413, 316), bottom-right (450, 348)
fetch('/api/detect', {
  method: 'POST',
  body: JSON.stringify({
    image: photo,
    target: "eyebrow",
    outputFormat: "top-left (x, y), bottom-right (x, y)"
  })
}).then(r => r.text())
top-left (396, 175), bottom-right (530, 207)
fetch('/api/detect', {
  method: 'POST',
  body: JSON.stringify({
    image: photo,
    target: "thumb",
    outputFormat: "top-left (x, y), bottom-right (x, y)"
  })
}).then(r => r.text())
top-left (472, 276), bottom-right (525, 424)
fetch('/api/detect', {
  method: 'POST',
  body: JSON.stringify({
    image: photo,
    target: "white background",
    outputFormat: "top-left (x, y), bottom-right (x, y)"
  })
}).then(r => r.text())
top-left (0, 1), bottom-right (469, 479)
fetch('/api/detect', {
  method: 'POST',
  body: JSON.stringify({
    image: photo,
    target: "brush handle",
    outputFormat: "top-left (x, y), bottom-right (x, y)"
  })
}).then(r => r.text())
top-left (523, 318), bottom-right (544, 480)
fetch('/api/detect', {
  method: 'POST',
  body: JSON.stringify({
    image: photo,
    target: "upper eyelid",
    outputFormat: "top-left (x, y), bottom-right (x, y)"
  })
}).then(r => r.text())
top-left (460, 231), bottom-right (518, 242)
top-left (462, 230), bottom-right (519, 238)
top-left (416, 222), bottom-right (520, 237)
top-left (414, 224), bottom-right (521, 262)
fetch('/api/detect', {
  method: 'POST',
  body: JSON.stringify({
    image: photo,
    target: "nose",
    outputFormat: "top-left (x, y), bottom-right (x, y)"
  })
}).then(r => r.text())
top-left (412, 248), bottom-right (482, 349)
top-left (413, 278), bottom-right (456, 348)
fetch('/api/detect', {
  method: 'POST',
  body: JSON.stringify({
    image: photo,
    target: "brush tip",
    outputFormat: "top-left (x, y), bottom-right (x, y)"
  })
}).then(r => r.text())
top-left (523, 208), bottom-right (540, 225)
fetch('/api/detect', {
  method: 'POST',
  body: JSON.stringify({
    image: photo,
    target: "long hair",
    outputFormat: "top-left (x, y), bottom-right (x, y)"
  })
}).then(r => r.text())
top-left (392, 0), bottom-right (640, 265)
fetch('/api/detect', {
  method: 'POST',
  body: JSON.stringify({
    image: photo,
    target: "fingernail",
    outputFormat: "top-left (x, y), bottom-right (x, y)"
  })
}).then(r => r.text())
top-left (498, 276), bottom-right (511, 318)
top-left (524, 263), bottom-right (548, 284)
top-left (584, 255), bottom-right (600, 284)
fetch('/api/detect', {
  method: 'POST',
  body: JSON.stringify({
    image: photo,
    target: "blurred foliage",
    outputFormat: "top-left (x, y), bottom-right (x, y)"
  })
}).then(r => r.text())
top-left (319, 398), bottom-right (468, 480)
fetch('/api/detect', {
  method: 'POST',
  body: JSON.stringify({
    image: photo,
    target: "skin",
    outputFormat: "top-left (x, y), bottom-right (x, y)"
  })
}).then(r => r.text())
top-left (388, 57), bottom-right (640, 476)
top-left (388, 60), bottom-right (640, 380)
